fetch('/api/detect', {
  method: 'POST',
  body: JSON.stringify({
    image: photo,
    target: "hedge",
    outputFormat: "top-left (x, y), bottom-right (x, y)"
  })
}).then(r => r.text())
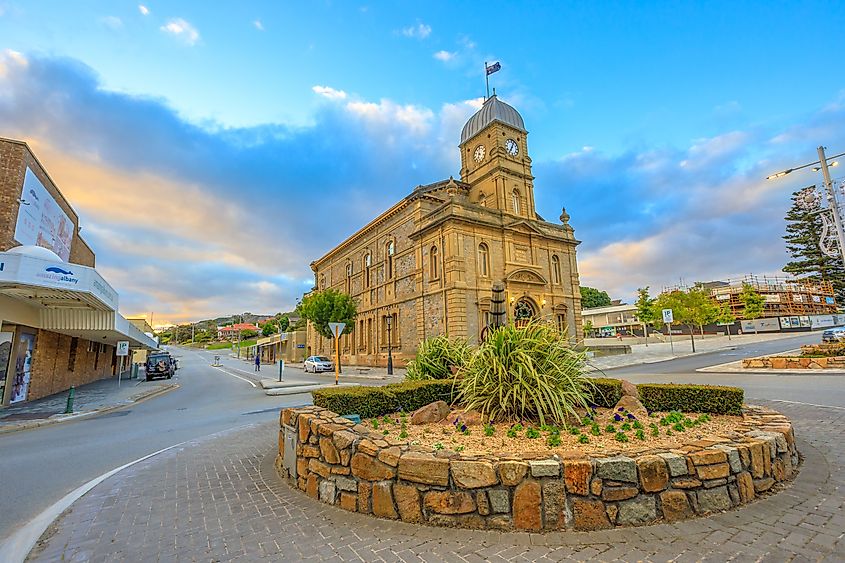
top-left (587, 378), bottom-right (623, 408)
top-left (312, 379), bottom-right (456, 418)
top-left (637, 383), bottom-right (744, 415)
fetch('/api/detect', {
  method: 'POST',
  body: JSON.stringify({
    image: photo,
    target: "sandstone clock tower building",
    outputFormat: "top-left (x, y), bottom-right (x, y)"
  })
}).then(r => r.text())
top-left (307, 95), bottom-right (583, 366)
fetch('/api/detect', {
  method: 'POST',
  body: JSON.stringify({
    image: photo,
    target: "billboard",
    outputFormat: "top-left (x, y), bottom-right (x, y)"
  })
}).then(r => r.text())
top-left (13, 167), bottom-right (74, 262)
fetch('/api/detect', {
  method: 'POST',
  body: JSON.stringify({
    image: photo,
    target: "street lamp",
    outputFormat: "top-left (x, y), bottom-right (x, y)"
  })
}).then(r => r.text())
top-left (386, 315), bottom-right (394, 376)
top-left (767, 146), bottom-right (845, 262)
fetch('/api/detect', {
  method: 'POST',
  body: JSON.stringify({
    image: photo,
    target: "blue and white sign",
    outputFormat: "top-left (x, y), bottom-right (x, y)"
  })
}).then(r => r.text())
top-left (14, 167), bottom-right (74, 262)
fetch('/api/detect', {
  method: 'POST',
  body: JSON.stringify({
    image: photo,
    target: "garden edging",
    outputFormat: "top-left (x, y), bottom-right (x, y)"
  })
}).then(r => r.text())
top-left (276, 404), bottom-right (799, 531)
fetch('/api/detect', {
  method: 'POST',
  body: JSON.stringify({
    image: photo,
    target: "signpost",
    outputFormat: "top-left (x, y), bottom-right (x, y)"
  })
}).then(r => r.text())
top-left (328, 322), bottom-right (346, 386)
top-left (279, 359), bottom-right (285, 382)
top-left (661, 309), bottom-right (675, 355)
top-left (116, 340), bottom-right (129, 387)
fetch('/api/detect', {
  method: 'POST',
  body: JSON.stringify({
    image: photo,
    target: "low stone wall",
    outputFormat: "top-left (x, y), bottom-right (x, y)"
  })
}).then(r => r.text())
top-left (276, 406), bottom-right (798, 531)
top-left (742, 356), bottom-right (845, 369)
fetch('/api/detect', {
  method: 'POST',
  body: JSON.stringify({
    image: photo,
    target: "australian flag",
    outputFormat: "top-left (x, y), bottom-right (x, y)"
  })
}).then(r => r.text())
top-left (486, 61), bottom-right (501, 75)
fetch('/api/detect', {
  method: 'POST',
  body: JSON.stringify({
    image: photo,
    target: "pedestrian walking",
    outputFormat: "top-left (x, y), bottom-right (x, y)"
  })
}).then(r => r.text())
top-left (254, 354), bottom-right (261, 372)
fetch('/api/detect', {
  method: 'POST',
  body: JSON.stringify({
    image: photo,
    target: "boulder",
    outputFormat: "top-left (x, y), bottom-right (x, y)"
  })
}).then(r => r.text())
top-left (410, 401), bottom-right (450, 425)
top-left (445, 409), bottom-right (484, 427)
top-left (620, 379), bottom-right (639, 399)
top-left (612, 395), bottom-right (649, 422)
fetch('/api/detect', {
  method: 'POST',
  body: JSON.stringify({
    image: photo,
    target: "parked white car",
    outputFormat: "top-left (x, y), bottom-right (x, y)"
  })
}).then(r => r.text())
top-left (821, 327), bottom-right (845, 342)
top-left (304, 355), bottom-right (334, 373)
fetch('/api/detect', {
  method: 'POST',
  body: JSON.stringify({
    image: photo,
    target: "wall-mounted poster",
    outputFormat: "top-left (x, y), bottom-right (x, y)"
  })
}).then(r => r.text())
top-left (13, 167), bottom-right (74, 262)
top-left (0, 333), bottom-right (12, 404)
top-left (9, 332), bottom-right (35, 404)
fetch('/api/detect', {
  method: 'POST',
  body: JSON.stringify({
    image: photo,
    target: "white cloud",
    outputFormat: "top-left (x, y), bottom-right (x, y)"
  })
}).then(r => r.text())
top-left (433, 50), bottom-right (456, 62)
top-left (100, 16), bottom-right (123, 30)
top-left (400, 22), bottom-right (431, 39)
top-left (160, 18), bottom-right (200, 45)
top-left (253, 19), bottom-right (264, 31)
top-left (0, 49), bottom-right (27, 78)
top-left (312, 85), bottom-right (347, 100)
top-left (138, 4), bottom-right (149, 16)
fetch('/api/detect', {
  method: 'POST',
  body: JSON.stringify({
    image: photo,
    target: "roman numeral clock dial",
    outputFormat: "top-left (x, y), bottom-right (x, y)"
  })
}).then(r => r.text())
top-left (506, 138), bottom-right (519, 156)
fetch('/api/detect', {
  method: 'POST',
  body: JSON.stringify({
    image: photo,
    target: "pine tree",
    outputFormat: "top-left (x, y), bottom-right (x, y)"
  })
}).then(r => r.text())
top-left (783, 189), bottom-right (845, 302)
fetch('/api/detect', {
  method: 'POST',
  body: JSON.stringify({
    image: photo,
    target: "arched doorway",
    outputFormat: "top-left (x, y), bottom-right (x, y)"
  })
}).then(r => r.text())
top-left (513, 297), bottom-right (537, 327)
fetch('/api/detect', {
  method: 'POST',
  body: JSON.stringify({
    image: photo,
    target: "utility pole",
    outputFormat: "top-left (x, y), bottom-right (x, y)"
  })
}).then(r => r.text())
top-left (191, 323), bottom-right (195, 344)
top-left (818, 146), bottom-right (845, 263)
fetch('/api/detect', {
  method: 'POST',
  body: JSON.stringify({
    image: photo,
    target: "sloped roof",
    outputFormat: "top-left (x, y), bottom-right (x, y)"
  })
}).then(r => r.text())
top-left (460, 95), bottom-right (526, 143)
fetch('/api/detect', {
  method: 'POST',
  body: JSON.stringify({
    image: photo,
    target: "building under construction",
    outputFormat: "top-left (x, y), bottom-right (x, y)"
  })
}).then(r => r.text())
top-left (708, 275), bottom-right (837, 319)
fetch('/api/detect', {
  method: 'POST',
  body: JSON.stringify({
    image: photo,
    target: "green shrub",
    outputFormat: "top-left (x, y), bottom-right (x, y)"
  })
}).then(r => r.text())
top-left (456, 321), bottom-right (593, 425)
top-left (638, 383), bottom-right (743, 415)
top-left (405, 335), bottom-right (472, 380)
top-left (311, 379), bottom-right (456, 418)
top-left (587, 377), bottom-right (623, 407)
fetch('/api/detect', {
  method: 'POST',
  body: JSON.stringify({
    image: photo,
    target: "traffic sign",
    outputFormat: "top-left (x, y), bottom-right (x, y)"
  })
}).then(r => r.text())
top-left (116, 341), bottom-right (130, 356)
top-left (328, 322), bottom-right (346, 339)
top-left (662, 309), bottom-right (674, 324)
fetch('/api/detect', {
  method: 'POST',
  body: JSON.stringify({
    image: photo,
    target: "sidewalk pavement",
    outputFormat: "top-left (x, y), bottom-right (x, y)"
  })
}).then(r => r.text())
top-left (586, 331), bottom-right (815, 372)
top-left (0, 376), bottom-right (177, 434)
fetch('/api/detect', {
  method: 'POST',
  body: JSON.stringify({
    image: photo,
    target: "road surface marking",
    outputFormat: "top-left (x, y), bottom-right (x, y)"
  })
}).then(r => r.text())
top-left (751, 398), bottom-right (845, 411)
top-left (210, 365), bottom-right (258, 387)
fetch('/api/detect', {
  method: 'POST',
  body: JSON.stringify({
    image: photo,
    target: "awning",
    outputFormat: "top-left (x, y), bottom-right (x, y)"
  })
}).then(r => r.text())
top-left (0, 251), bottom-right (157, 349)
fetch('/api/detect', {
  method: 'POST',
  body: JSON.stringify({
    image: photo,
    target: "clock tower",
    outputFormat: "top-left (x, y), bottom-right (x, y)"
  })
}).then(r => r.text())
top-left (459, 95), bottom-right (537, 219)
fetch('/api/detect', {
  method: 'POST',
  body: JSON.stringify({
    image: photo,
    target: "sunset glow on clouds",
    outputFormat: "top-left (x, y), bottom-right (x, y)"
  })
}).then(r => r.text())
top-left (1, 3), bottom-right (845, 325)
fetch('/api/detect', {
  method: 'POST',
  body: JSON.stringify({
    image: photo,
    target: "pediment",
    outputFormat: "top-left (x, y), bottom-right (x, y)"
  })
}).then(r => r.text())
top-left (504, 220), bottom-right (546, 236)
top-left (506, 269), bottom-right (547, 285)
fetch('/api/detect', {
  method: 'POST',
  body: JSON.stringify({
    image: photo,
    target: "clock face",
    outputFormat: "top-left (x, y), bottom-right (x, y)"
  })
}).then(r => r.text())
top-left (506, 138), bottom-right (519, 156)
top-left (473, 144), bottom-right (485, 163)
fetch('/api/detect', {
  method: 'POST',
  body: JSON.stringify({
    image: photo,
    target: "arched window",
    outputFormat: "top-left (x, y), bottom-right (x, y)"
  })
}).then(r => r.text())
top-left (430, 246), bottom-right (439, 279)
top-left (346, 262), bottom-right (353, 293)
top-left (551, 255), bottom-right (561, 285)
top-left (364, 252), bottom-right (372, 288)
top-left (386, 240), bottom-right (395, 279)
top-left (478, 243), bottom-right (489, 278)
top-left (512, 189), bottom-right (521, 215)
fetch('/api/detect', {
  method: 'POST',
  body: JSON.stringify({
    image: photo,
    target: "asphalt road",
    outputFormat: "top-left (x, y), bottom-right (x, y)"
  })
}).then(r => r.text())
top-left (0, 346), bottom-right (324, 542)
top-left (1, 333), bottom-right (842, 545)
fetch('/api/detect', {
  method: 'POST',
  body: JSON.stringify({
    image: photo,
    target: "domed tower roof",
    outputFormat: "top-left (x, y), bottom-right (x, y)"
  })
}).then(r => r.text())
top-left (460, 95), bottom-right (526, 144)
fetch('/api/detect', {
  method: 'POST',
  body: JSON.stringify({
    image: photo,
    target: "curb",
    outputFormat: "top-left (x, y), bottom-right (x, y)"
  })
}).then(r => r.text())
top-left (0, 383), bottom-right (180, 435)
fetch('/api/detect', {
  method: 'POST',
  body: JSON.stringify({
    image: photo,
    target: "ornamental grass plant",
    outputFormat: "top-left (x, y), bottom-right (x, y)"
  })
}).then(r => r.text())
top-left (405, 334), bottom-right (472, 380)
top-left (456, 320), bottom-right (594, 426)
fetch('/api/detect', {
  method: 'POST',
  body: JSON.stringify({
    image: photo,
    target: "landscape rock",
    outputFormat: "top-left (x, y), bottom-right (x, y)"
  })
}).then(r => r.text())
top-left (410, 401), bottom-right (450, 425)
top-left (488, 489), bottom-right (510, 513)
top-left (372, 481), bottom-right (398, 519)
top-left (497, 461), bottom-right (529, 486)
top-left (542, 481), bottom-right (567, 529)
top-left (637, 455), bottom-right (669, 492)
top-left (617, 495), bottom-right (657, 525)
top-left (564, 459), bottom-right (592, 495)
top-left (398, 453), bottom-right (450, 486)
top-left (512, 480), bottom-right (542, 531)
top-left (613, 395), bottom-right (648, 421)
top-left (445, 409), bottom-right (484, 427)
top-left (451, 460), bottom-right (498, 489)
top-left (393, 484), bottom-right (423, 523)
top-left (571, 498), bottom-right (611, 531)
top-left (351, 453), bottom-right (396, 481)
top-left (660, 490), bottom-right (693, 522)
top-left (423, 491), bottom-right (476, 515)
top-left (620, 379), bottom-right (639, 398)
top-left (696, 486), bottom-right (732, 514)
top-left (529, 459), bottom-right (560, 478)
top-left (595, 456), bottom-right (637, 483)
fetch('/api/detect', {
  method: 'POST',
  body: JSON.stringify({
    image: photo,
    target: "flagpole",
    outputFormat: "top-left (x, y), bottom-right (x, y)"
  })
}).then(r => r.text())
top-left (485, 61), bottom-right (489, 99)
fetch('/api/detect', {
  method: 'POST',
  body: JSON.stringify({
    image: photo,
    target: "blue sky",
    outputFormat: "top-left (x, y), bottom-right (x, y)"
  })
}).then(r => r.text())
top-left (2, 1), bottom-right (845, 325)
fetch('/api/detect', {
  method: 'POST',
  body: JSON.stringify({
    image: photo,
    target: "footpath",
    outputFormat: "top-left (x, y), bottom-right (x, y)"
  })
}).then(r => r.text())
top-left (0, 375), bottom-right (177, 434)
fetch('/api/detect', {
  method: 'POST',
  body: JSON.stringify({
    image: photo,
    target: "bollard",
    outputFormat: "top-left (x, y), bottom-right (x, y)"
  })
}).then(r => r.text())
top-left (279, 359), bottom-right (285, 382)
top-left (64, 385), bottom-right (75, 414)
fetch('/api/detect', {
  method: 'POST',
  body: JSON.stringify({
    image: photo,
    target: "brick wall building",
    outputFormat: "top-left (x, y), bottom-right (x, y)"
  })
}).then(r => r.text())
top-left (0, 137), bottom-right (156, 406)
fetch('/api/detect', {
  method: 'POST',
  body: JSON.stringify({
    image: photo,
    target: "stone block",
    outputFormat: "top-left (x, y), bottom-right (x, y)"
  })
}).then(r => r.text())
top-left (617, 495), bottom-right (657, 525)
top-left (571, 498), bottom-right (612, 531)
top-left (451, 460), bottom-right (498, 489)
top-left (339, 492), bottom-right (357, 512)
top-left (712, 445), bottom-right (742, 473)
top-left (351, 453), bottom-right (396, 481)
top-left (319, 480), bottom-right (337, 504)
top-left (660, 490), bottom-right (693, 522)
top-left (702, 478), bottom-right (728, 488)
top-left (377, 446), bottom-right (402, 467)
top-left (748, 441), bottom-right (765, 479)
top-left (427, 514), bottom-right (486, 529)
top-left (671, 477), bottom-right (702, 489)
top-left (696, 486), bottom-right (731, 514)
top-left (298, 413), bottom-right (313, 443)
top-left (497, 461), bottom-right (529, 486)
top-left (331, 465), bottom-right (350, 475)
top-left (688, 449), bottom-right (727, 466)
top-left (513, 480), bottom-right (542, 531)
top-left (372, 481), bottom-right (398, 519)
top-left (590, 478), bottom-right (603, 496)
top-left (529, 459), bottom-right (560, 478)
top-left (754, 477), bottom-right (775, 493)
top-left (306, 473), bottom-right (319, 498)
top-left (358, 481), bottom-right (372, 514)
top-left (595, 456), bottom-right (637, 483)
top-left (333, 476), bottom-right (357, 492)
top-left (333, 430), bottom-right (356, 450)
top-left (564, 459), bottom-right (592, 495)
top-left (296, 458), bottom-right (309, 478)
top-left (476, 491), bottom-right (491, 516)
top-left (542, 481), bottom-right (566, 530)
top-left (637, 455), bottom-right (669, 492)
top-left (657, 452), bottom-right (688, 477)
top-left (398, 453), bottom-right (450, 486)
top-left (394, 483), bottom-right (423, 523)
top-left (309, 459), bottom-right (331, 479)
top-left (357, 439), bottom-right (381, 456)
top-left (488, 489), bottom-right (510, 513)
top-left (772, 458), bottom-right (786, 481)
top-left (696, 463), bottom-right (730, 480)
top-left (423, 491), bottom-right (476, 515)
top-left (319, 436), bottom-right (341, 465)
top-left (606, 504), bottom-right (618, 524)
top-left (487, 516), bottom-right (513, 530)
top-left (736, 471), bottom-right (755, 503)
top-left (302, 444), bottom-right (321, 458)
top-left (602, 486), bottom-right (638, 501)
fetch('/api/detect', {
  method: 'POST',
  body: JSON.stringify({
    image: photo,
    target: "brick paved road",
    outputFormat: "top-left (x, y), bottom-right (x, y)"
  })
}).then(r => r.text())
top-left (28, 401), bottom-right (844, 562)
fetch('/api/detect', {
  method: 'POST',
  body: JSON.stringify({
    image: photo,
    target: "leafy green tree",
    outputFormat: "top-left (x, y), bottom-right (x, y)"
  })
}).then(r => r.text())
top-left (300, 289), bottom-right (357, 339)
top-left (783, 189), bottom-right (845, 302)
top-left (686, 284), bottom-right (719, 336)
top-left (278, 315), bottom-right (290, 332)
top-left (582, 320), bottom-right (594, 337)
top-left (739, 283), bottom-right (765, 334)
top-left (580, 286), bottom-right (612, 309)
top-left (262, 320), bottom-right (278, 337)
top-left (241, 329), bottom-right (259, 339)
top-left (715, 302), bottom-right (736, 339)
top-left (655, 289), bottom-right (697, 350)
top-left (635, 287), bottom-right (659, 341)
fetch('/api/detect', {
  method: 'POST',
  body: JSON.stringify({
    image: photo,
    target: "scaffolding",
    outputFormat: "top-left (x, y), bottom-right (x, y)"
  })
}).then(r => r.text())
top-left (703, 275), bottom-right (836, 319)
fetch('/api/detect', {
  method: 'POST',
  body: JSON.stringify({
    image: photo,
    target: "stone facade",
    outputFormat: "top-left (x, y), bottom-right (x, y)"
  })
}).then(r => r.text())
top-left (742, 355), bottom-right (845, 369)
top-left (306, 97), bottom-right (582, 366)
top-left (277, 405), bottom-right (799, 531)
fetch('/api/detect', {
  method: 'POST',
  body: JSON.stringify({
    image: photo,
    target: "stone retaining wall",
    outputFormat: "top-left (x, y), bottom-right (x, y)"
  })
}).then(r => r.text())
top-left (742, 356), bottom-right (845, 369)
top-left (276, 405), bottom-right (798, 531)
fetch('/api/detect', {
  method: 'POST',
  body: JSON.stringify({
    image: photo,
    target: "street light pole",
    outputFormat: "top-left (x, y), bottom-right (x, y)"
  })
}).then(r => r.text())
top-left (817, 146), bottom-right (845, 264)
top-left (386, 315), bottom-right (394, 376)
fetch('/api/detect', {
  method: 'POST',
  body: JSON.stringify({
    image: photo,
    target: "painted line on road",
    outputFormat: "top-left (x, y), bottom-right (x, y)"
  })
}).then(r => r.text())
top-left (209, 365), bottom-right (257, 387)
top-left (0, 440), bottom-right (190, 563)
top-left (750, 398), bottom-right (845, 411)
